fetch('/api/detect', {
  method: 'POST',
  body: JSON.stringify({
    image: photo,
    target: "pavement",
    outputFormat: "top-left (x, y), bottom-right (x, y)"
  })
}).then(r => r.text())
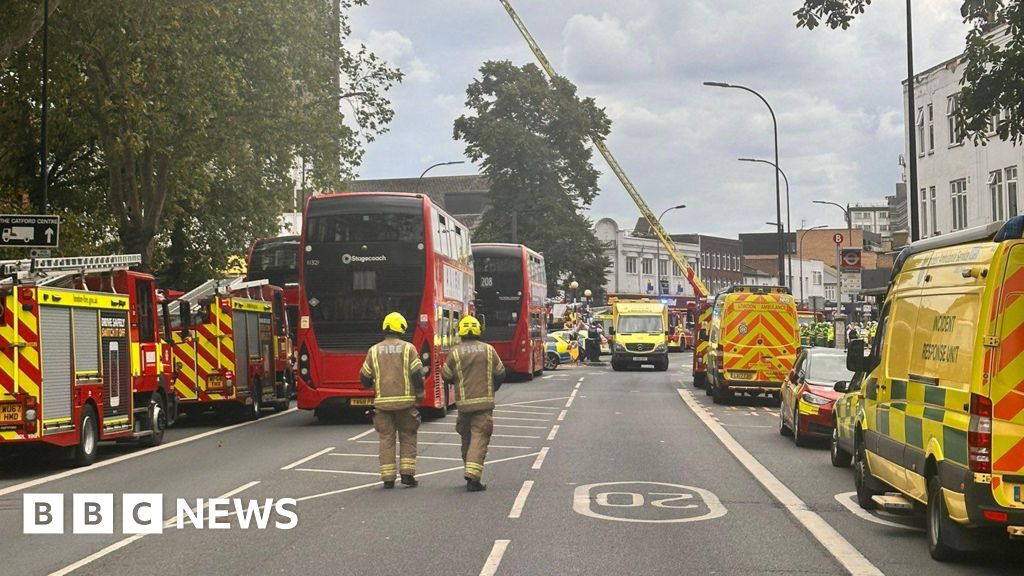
top-left (2, 352), bottom-right (1023, 575)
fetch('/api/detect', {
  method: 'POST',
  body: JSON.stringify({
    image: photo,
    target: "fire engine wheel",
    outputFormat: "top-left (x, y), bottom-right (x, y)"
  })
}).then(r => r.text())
top-left (140, 394), bottom-right (166, 447)
top-left (73, 404), bottom-right (99, 467)
top-left (247, 381), bottom-right (263, 421)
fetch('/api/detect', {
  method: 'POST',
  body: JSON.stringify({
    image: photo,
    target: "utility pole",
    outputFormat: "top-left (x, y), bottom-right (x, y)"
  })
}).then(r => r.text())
top-left (906, 0), bottom-right (919, 242)
top-left (40, 0), bottom-right (49, 214)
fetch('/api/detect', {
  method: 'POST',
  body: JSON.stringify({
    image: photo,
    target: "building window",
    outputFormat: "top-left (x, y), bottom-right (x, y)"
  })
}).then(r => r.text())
top-left (920, 188), bottom-right (928, 238)
top-left (813, 271), bottom-right (822, 286)
top-left (672, 262), bottom-right (681, 277)
top-left (642, 258), bottom-right (652, 275)
top-left (929, 187), bottom-right (937, 235)
top-left (927, 104), bottom-right (935, 152)
top-left (916, 107), bottom-right (925, 156)
top-left (947, 95), bottom-right (964, 145)
top-left (990, 170), bottom-right (1005, 221)
top-left (625, 256), bottom-right (637, 274)
top-left (1007, 166), bottom-right (1019, 217)
top-left (951, 178), bottom-right (968, 230)
top-left (658, 259), bottom-right (667, 277)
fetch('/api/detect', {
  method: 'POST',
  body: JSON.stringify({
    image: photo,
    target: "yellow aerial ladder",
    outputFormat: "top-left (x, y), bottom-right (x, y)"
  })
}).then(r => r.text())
top-left (496, 0), bottom-right (709, 299)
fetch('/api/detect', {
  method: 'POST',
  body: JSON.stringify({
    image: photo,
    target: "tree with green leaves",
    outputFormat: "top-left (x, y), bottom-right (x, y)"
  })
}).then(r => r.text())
top-left (454, 61), bottom-right (611, 297)
top-left (1, 0), bottom-right (400, 289)
top-left (795, 0), bottom-right (1024, 142)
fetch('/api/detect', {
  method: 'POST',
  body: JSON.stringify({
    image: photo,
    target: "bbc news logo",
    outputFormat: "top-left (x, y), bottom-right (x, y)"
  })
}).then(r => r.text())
top-left (23, 493), bottom-right (298, 534)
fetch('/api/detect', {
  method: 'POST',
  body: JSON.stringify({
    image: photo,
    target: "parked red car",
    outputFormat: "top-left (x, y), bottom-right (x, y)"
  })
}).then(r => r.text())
top-left (779, 348), bottom-right (855, 447)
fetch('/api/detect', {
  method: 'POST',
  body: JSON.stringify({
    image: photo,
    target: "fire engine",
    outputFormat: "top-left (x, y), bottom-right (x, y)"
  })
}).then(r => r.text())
top-left (0, 255), bottom-right (175, 466)
top-left (169, 277), bottom-right (291, 419)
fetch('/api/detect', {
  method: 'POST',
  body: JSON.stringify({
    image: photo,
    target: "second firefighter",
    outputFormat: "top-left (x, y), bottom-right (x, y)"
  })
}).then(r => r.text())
top-left (442, 315), bottom-right (506, 492)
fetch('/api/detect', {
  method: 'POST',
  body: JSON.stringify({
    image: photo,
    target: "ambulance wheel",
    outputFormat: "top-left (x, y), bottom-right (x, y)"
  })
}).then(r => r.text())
top-left (545, 352), bottom-right (559, 371)
top-left (854, 434), bottom-right (881, 510)
top-left (611, 359), bottom-right (624, 371)
top-left (712, 384), bottom-right (729, 405)
top-left (140, 393), bottom-right (166, 447)
top-left (830, 423), bottom-right (852, 468)
top-left (73, 404), bottom-right (99, 467)
top-left (654, 358), bottom-right (669, 372)
top-left (927, 475), bottom-right (960, 561)
top-left (705, 377), bottom-right (713, 397)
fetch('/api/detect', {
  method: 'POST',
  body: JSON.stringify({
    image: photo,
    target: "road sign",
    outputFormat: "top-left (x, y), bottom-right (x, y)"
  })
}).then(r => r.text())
top-left (841, 248), bottom-right (862, 271)
top-left (833, 233), bottom-right (844, 245)
top-left (0, 215), bottom-right (59, 248)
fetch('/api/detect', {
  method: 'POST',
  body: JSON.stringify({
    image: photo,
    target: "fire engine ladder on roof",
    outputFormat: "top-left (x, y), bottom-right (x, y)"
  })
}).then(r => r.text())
top-left (496, 0), bottom-right (709, 299)
top-left (166, 276), bottom-right (270, 318)
top-left (0, 254), bottom-right (143, 287)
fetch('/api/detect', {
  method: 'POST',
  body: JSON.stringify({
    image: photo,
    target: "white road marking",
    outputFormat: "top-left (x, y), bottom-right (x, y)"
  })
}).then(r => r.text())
top-left (0, 408), bottom-right (295, 498)
top-left (572, 481), bottom-right (727, 524)
top-left (542, 375), bottom-right (554, 379)
top-left (281, 446), bottom-right (336, 470)
top-left (495, 424), bottom-right (549, 430)
top-left (677, 389), bottom-right (884, 576)
top-left (48, 480), bottom-right (260, 576)
top-left (509, 480), bottom-right (534, 519)
top-left (722, 424), bottom-right (774, 429)
top-left (494, 416), bottom-right (550, 422)
top-left (296, 468), bottom-right (380, 476)
top-left (834, 492), bottom-right (923, 532)
top-left (557, 409), bottom-right (567, 422)
top-left (327, 453), bottom-right (464, 462)
top-left (347, 428), bottom-right (376, 441)
top-left (479, 539), bottom-right (511, 576)
top-left (295, 452), bottom-right (540, 503)
top-left (497, 397), bottom-right (569, 407)
top-left (494, 408), bottom-right (557, 416)
top-left (565, 389), bottom-right (578, 408)
top-left (355, 440), bottom-right (534, 449)
top-left (547, 425), bottom-right (560, 441)
top-left (418, 431), bottom-right (541, 439)
top-left (532, 447), bottom-right (549, 470)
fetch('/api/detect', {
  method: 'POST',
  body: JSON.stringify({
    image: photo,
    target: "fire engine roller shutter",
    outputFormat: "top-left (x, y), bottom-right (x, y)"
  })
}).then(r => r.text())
top-left (100, 310), bottom-right (130, 419)
top-left (73, 309), bottom-right (99, 374)
top-left (246, 312), bottom-right (260, 361)
top-left (40, 306), bottom-right (72, 424)
top-left (233, 310), bottom-right (249, 392)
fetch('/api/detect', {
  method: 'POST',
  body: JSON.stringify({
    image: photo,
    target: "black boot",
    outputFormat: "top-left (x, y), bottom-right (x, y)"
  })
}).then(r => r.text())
top-left (401, 474), bottom-right (418, 487)
top-left (383, 480), bottom-right (395, 489)
top-left (467, 478), bottom-right (487, 492)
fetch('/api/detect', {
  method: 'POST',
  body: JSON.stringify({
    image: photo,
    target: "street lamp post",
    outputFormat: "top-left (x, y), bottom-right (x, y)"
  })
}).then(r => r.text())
top-left (655, 204), bottom-right (686, 296)
top-left (813, 200), bottom-right (852, 313)
top-left (798, 225), bottom-right (828, 307)
top-left (704, 81), bottom-right (785, 287)
top-left (739, 157), bottom-right (791, 291)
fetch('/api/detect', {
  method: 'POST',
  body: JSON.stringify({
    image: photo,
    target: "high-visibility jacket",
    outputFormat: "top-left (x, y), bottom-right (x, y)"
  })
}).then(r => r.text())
top-left (359, 336), bottom-right (424, 411)
top-left (441, 338), bottom-right (505, 413)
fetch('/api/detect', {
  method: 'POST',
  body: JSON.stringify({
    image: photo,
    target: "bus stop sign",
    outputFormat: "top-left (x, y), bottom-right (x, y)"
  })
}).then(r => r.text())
top-left (0, 215), bottom-right (59, 248)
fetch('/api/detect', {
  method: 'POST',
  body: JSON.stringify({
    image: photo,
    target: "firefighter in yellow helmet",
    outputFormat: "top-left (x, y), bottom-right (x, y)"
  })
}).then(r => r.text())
top-left (442, 315), bottom-right (506, 492)
top-left (359, 312), bottom-right (425, 489)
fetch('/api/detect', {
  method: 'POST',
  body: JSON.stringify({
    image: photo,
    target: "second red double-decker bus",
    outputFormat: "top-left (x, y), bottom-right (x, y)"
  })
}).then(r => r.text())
top-left (472, 243), bottom-right (547, 378)
top-left (296, 193), bottom-right (472, 418)
top-left (246, 235), bottom-right (300, 334)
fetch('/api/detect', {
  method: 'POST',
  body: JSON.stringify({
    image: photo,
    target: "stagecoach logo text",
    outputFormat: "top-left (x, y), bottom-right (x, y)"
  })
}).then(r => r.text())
top-left (341, 254), bottom-right (387, 264)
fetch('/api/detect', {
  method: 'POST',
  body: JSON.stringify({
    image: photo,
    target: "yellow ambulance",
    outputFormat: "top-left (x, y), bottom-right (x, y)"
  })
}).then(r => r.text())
top-left (704, 286), bottom-right (799, 405)
top-left (609, 300), bottom-right (669, 371)
top-left (845, 216), bottom-right (1024, 560)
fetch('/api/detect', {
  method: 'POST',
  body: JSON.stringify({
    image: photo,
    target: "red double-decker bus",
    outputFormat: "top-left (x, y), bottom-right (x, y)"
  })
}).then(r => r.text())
top-left (246, 235), bottom-right (300, 333)
top-left (296, 193), bottom-right (472, 418)
top-left (472, 244), bottom-right (547, 378)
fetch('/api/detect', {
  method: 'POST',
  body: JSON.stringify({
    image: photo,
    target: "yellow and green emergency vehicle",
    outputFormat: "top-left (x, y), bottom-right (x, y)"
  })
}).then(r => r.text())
top-left (609, 300), bottom-right (669, 371)
top-left (844, 216), bottom-right (1024, 560)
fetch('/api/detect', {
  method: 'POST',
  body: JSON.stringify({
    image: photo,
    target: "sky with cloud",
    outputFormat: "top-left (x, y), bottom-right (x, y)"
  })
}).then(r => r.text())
top-left (348, 0), bottom-right (970, 238)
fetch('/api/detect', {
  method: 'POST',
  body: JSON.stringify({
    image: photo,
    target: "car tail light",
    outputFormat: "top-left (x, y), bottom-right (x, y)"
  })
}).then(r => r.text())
top-left (968, 393), bottom-right (992, 474)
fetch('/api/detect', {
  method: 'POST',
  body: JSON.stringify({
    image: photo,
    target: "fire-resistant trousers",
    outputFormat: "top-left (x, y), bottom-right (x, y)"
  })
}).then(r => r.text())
top-left (456, 410), bottom-right (494, 480)
top-left (373, 407), bottom-right (420, 481)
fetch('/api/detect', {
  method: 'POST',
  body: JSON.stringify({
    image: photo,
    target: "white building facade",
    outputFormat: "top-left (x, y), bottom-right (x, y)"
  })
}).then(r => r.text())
top-left (791, 258), bottom-right (828, 305)
top-left (848, 203), bottom-right (892, 241)
top-left (905, 25), bottom-right (1022, 239)
top-left (595, 218), bottom-right (700, 297)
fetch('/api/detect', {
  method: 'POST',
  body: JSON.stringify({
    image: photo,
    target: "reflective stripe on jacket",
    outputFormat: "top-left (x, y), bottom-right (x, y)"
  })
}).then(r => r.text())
top-left (360, 336), bottom-right (423, 411)
top-left (441, 340), bottom-right (505, 413)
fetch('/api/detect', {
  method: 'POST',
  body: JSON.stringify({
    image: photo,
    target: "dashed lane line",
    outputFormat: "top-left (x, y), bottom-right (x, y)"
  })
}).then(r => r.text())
top-left (418, 431), bottom-right (542, 439)
top-left (532, 447), bottom-right (549, 470)
top-left (557, 410), bottom-right (567, 422)
top-left (493, 408), bottom-right (559, 416)
top-left (546, 425), bottom-right (560, 441)
top-left (492, 416), bottom-right (551, 422)
top-left (328, 453), bottom-right (463, 462)
top-left (0, 408), bottom-right (297, 498)
top-left (496, 397), bottom-right (570, 407)
top-left (295, 468), bottom-right (379, 476)
top-left (347, 428), bottom-right (376, 441)
top-left (677, 389), bottom-right (883, 576)
top-left (479, 540), bottom-right (511, 576)
top-left (356, 440), bottom-right (535, 450)
top-left (281, 446), bottom-right (336, 470)
top-left (508, 480), bottom-right (534, 519)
